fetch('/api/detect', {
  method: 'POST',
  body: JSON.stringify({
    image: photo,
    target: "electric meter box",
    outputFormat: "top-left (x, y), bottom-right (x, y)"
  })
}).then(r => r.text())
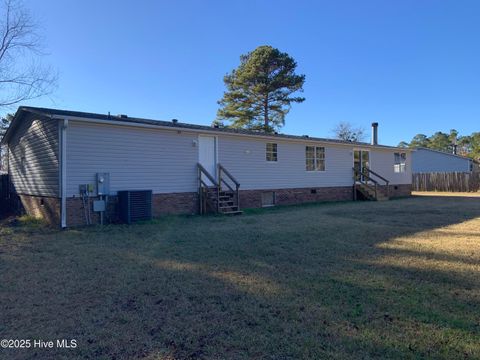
top-left (96, 173), bottom-right (110, 196)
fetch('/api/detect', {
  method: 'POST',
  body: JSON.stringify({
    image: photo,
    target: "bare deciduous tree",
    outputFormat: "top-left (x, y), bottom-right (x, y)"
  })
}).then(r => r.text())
top-left (0, 0), bottom-right (57, 108)
top-left (332, 122), bottom-right (366, 142)
top-left (0, 113), bottom-right (12, 172)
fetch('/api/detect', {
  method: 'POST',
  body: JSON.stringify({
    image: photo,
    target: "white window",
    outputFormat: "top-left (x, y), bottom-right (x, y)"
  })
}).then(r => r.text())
top-left (266, 143), bottom-right (277, 162)
top-left (306, 146), bottom-right (325, 171)
top-left (394, 152), bottom-right (406, 173)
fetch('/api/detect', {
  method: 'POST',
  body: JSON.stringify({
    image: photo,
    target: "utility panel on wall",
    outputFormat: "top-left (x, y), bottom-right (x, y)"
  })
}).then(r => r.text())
top-left (96, 173), bottom-right (110, 196)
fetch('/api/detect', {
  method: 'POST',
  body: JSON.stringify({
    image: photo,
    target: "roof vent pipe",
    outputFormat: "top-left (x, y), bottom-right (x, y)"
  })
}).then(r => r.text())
top-left (371, 122), bottom-right (378, 145)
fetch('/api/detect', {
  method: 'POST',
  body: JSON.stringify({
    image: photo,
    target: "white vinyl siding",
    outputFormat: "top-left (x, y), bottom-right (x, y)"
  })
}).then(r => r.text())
top-left (218, 136), bottom-right (353, 190)
top-left (8, 115), bottom-right (59, 196)
top-left (65, 121), bottom-right (198, 197)
top-left (369, 149), bottom-right (412, 185)
top-left (65, 121), bottom-right (412, 196)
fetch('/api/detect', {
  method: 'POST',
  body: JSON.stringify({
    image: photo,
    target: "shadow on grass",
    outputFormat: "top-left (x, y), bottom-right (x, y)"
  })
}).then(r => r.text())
top-left (1, 195), bottom-right (480, 359)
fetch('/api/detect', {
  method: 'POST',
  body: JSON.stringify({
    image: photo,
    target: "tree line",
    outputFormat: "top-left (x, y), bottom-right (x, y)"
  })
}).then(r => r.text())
top-left (398, 130), bottom-right (480, 160)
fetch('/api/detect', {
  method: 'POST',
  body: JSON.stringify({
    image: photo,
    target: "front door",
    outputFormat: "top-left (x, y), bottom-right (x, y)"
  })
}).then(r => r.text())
top-left (354, 150), bottom-right (370, 182)
top-left (198, 135), bottom-right (217, 185)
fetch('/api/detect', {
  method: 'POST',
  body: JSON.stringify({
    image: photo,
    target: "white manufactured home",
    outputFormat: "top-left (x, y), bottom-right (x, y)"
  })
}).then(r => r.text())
top-left (1, 107), bottom-right (412, 227)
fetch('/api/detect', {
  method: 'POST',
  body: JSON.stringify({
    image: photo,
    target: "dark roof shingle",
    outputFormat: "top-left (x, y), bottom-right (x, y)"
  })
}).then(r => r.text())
top-left (2, 106), bottom-right (408, 150)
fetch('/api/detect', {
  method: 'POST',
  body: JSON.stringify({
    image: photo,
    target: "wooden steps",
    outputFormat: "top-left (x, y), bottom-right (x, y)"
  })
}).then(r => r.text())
top-left (198, 163), bottom-right (242, 215)
top-left (353, 167), bottom-right (391, 202)
top-left (212, 190), bottom-right (243, 214)
top-left (356, 183), bottom-right (390, 201)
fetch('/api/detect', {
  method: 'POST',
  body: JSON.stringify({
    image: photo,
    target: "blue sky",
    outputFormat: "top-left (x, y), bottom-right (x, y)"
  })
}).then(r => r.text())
top-left (20, 0), bottom-right (480, 146)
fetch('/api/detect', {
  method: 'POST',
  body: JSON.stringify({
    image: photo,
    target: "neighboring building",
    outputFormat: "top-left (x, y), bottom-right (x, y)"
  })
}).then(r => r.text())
top-left (412, 147), bottom-right (476, 173)
top-left (1, 107), bottom-right (412, 227)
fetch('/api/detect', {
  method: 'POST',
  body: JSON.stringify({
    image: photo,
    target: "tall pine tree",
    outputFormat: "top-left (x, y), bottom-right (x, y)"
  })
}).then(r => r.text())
top-left (217, 46), bottom-right (305, 132)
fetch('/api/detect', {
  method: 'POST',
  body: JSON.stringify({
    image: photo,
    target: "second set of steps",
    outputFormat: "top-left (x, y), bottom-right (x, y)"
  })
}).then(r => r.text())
top-left (356, 183), bottom-right (389, 201)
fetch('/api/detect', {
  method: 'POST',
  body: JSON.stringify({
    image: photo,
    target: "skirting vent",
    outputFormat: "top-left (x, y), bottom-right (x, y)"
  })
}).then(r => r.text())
top-left (261, 191), bottom-right (276, 207)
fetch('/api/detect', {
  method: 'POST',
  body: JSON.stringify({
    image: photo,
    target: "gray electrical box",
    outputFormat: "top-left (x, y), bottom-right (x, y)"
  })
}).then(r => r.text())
top-left (93, 200), bottom-right (106, 212)
top-left (96, 173), bottom-right (110, 195)
top-left (79, 183), bottom-right (94, 195)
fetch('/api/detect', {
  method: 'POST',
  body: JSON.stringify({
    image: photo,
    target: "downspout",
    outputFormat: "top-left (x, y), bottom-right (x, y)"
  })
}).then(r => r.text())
top-left (6, 146), bottom-right (10, 197)
top-left (60, 118), bottom-right (68, 228)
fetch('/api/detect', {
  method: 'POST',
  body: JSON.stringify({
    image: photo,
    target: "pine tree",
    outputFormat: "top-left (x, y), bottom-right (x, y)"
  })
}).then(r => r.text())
top-left (408, 134), bottom-right (430, 148)
top-left (217, 46), bottom-right (305, 132)
top-left (429, 132), bottom-right (451, 151)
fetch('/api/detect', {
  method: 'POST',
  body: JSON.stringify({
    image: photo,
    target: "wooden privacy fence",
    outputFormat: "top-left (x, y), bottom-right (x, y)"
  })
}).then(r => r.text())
top-left (0, 174), bottom-right (12, 216)
top-left (412, 172), bottom-right (480, 192)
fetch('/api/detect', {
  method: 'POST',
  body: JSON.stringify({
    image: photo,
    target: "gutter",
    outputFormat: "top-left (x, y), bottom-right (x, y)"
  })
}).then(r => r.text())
top-left (50, 114), bottom-right (412, 152)
top-left (60, 118), bottom-right (68, 228)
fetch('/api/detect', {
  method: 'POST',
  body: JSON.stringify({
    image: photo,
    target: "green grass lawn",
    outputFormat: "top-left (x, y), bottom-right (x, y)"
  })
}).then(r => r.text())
top-left (1, 195), bottom-right (480, 359)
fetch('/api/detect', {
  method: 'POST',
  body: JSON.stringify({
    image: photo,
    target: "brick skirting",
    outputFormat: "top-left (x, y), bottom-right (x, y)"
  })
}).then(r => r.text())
top-left (239, 186), bottom-right (354, 208)
top-left (385, 184), bottom-right (411, 198)
top-left (18, 194), bottom-right (60, 226)
top-left (66, 192), bottom-right (199, 227)
top-left (60, 184), bottom-right (411, 227)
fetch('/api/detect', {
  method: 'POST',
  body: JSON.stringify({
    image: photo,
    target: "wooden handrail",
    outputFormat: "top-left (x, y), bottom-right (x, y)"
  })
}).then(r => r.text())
top-left (353, 167), bottom-right (390, 199)
top-left (353, 167), bottom-right (380, 186)
top-left (197, 163), bottom-right (218, 214)
top-left (367, 168), bottom-right (389, 198)
top-left (199, 179), bottom-right (214, 189)
top-left (197, 163), bottom-right (241, 214)
top-left (218, 164), bottom-right (240, 187)
top-left (197, 163), bottom-right (217, 185)
top-left (367, 168), bottom-right (390, 185)
top-left (359, 180), bottom-right (377, 193)
top-left (220, 178), bottom-right (234, 192)
top-left (218, 163), bottom-right (240, 210)
top-left (353, 167), bottom-right (390, 185)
